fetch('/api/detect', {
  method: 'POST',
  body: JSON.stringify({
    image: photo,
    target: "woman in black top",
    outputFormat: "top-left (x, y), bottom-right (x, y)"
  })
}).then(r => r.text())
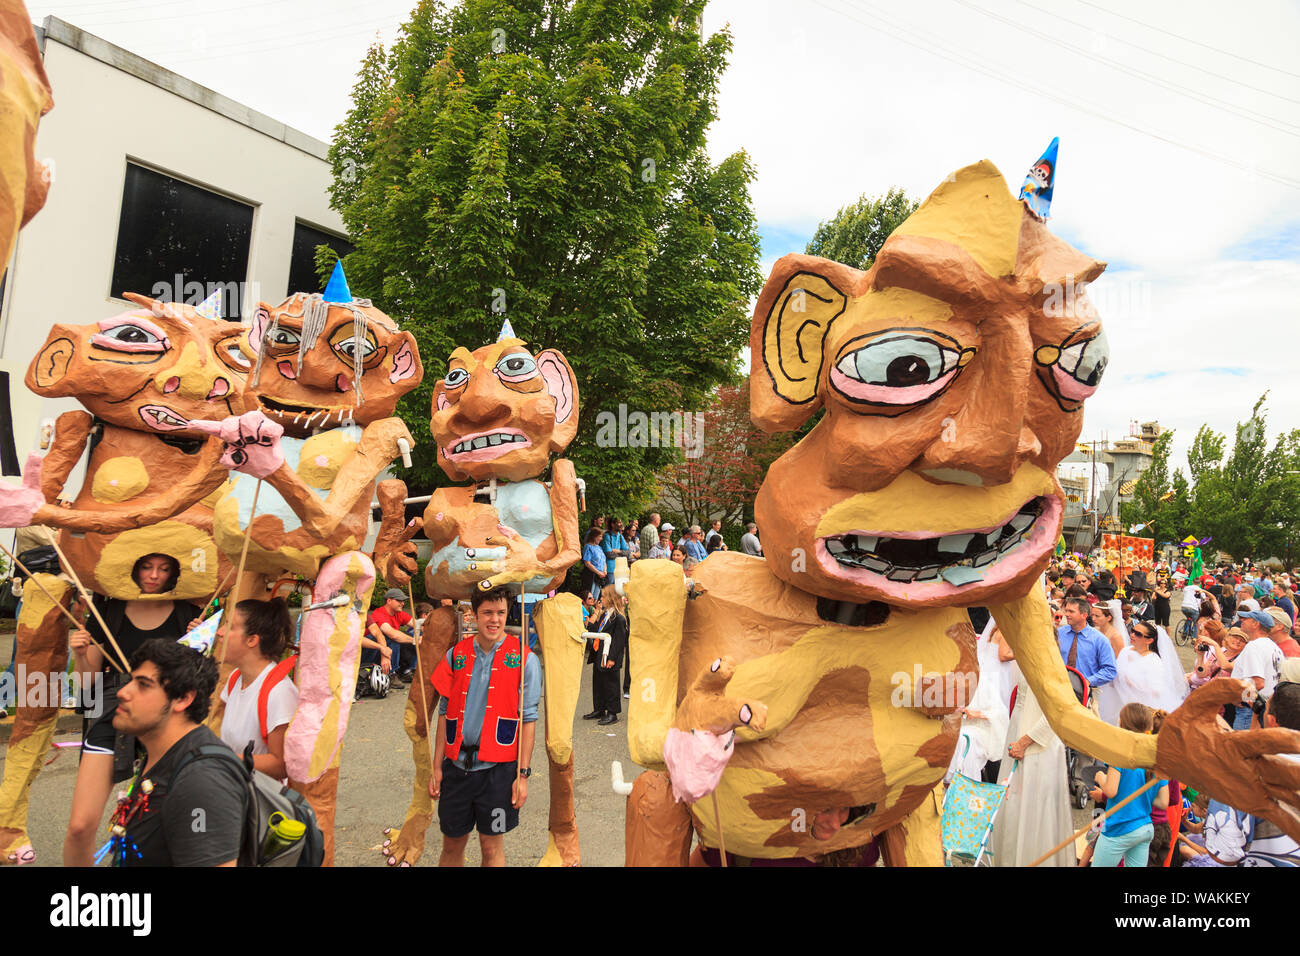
top-left (582, 589), bottom-right (628, 726)
top-left (63, 552), bottom-right (200, 866)
top-left (1152, 573), bottom-right (1172, 627)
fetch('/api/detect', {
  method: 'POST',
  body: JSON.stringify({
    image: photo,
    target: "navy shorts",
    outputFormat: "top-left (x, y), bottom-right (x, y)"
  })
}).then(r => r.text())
top-left (438, 758), bottom-right (519, 838)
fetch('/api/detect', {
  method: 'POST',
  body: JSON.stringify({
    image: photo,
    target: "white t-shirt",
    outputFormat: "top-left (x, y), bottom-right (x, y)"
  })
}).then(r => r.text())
top-left (1181, 585), bottom-right (1201, 610)
top-left (220, 662), bottom-right (299, 756)
top-left (1233, 638), bottom-right (1283, 698)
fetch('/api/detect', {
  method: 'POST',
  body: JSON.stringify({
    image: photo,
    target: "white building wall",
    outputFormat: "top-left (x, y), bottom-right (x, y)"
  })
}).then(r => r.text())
top-left (0, 18), bottom-right (344, 465)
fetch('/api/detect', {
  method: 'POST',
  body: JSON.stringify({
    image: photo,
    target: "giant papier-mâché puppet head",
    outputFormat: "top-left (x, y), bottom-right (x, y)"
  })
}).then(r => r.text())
top-left (431, 332), bottom-right (578, 484)
top-left (751, 160), bottom-right (1108, 608)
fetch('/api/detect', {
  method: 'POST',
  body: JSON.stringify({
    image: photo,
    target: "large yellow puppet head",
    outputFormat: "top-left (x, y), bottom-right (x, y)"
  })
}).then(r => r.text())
top-left (751, 161), bottom-right (1107, 608)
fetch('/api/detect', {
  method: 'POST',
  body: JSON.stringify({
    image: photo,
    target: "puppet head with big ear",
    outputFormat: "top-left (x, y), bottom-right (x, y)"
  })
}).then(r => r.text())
top-left (27, 293), bottom-right (249, 438)
top-left (432, 337), bottom-right (579, 484)
top-left (751, 160), bottom-right (1109, 609)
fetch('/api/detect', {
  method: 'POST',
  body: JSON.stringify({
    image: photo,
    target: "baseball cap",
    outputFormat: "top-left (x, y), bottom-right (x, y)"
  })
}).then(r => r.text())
top-left (1265, 607), bottom-right (1292, 631)
top-left (661, 522), bottom-right (674, 532)
top-left (384, 588), bottom-right (406, 602)
top-left (1239, 598), bottom-right (1261, 613)
top-left (1241, 609), bottom-right (1275, 629)
top-left (1227, 626), bottom-right (1249, 642)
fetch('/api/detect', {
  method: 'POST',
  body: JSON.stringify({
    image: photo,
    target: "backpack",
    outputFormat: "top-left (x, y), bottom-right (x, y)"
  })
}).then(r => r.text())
top-left (173, 742), bottom-right (324, 867)
top-left (225, 655), bottom-right (298, 745)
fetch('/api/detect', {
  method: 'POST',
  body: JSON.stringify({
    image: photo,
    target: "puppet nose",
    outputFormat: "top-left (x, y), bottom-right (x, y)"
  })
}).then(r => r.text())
top-left (154, 342), bottom-right (229, 402)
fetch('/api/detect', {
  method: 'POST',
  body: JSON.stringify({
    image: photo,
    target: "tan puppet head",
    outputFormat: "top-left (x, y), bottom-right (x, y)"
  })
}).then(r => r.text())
top-left (0, 1), bottom-right (53, 268)
top-left (431, 337), bottom-right (578, 483)
top-left (241, 292), bottom-right (422, 437)
top-left (26, 293), bottom-right (249, 437)
top-left (751, 161), bottom-right (1107, 608)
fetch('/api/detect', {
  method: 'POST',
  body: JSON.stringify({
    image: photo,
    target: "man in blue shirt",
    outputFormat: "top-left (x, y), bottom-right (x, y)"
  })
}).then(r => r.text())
top-left (1056, 596), bottom-right (1116, 689)
top-left (681, 525), bottom-right (708, 563)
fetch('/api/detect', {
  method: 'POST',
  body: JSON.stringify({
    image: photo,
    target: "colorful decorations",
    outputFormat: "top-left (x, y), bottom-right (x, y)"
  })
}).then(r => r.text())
top-left (1018, 136), bottom-right (1058, 220)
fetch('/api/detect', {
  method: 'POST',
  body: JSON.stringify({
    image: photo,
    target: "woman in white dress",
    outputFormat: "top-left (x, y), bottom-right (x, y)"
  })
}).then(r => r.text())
top-left (989, 639), bottom-right (1075, 867)
top-left (946, 619), bottom-right (1011, 782)
top-left (1100, 618), bottom-right (1188, 723)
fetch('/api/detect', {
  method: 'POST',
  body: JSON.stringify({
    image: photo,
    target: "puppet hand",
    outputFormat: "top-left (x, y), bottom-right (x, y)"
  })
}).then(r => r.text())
top-left (663, 726), bottom-right (735, 803)
top-left (673, 656), bottom-right (768, 737)
top-left (0, 453), bottom-right (47, 528)
top-left (1155, 678), bottom-right (1300, 843)
top-left (475, 525), bottom-right (541, 590)
top-left (191, 411), bottom-right (284, 477)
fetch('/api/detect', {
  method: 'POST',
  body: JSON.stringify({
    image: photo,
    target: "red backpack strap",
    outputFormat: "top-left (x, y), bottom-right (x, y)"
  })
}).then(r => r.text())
top-left (226, 669), bottom-right (241, 698)
top-left (257, 655), bottom-right (298, 743)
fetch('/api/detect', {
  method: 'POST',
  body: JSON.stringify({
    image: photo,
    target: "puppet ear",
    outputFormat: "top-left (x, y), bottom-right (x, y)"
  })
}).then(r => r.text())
top-left (248, 303), bottom-right (274, 353)
top-left (387, 331), bottom-right (422, 386)
top-left (536, 348), bottom-right (578, 451)
top-left (750, 256), bottom-right (849, 433)
top-left (26, 325), bottom-right (77, 393)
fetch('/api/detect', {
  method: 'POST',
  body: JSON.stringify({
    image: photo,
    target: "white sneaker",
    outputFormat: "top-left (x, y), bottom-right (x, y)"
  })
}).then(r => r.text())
top-left (623, 692), bottom-right (630, 699)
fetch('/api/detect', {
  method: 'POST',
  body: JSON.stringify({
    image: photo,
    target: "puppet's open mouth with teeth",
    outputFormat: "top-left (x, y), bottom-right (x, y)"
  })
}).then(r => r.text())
top-left (138, 404), bottom-right (190, 432)
top-left (815, 495), bottom-right (1061, 599)
top-left (258, 396), bottom-right (356, 430)
top-left (443, 428), bottom-right (532, 462)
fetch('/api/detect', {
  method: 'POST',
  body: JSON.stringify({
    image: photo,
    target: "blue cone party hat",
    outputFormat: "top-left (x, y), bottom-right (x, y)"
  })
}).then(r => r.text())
top-left (498, 318), bottom-right (516, 341)
top-left (322, 259), bottom-right (352, 303)
top-left (1018, 136), bottom-right (1059, 220)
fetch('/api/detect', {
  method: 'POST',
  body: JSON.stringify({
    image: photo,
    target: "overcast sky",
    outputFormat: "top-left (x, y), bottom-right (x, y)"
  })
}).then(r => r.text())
top-left (25, 0), bottom-right (1300, 478)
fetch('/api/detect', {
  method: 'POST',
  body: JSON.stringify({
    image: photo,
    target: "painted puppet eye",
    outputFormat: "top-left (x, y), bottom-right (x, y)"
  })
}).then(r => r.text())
top-left (830, 336), bottom-right (964, 405)
top-left (267, 327), bottom-right (300, 348)
top-left (224, 342), bottom-right (252, 369)
top-left (494, 353), bottom-right (538, 382)
top-left (91, 323), bottom-right (168, 353)
top-left (1057, 328), bottom-right (1109, 387)
top-left (443, 368), bottom-right (470, 388)
top-left (333, 336), bottom-right (376, 361)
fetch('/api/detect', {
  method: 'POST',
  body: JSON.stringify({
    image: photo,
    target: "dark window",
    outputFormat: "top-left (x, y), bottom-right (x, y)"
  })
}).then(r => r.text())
top-left (288, 222), bottom-right (354, 297)
top-left (110, 163), bottom-right (252, 320)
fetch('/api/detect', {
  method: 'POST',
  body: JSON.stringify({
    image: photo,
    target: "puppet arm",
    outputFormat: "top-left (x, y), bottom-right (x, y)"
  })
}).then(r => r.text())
top-left (0, 440), bottom-right (228, 532)
top-left (372, 478), bottom-right (419, 586)
top-left (988, 586), bottom-right (1157, 768)
top-left (265, 417), bottom-right (414, 539)
top-left (625, 560), bottom-right (690, 769)
top-left (541, 459), bottom-right (581, 573)
top-left (40, 411), bottom-right (94, 501)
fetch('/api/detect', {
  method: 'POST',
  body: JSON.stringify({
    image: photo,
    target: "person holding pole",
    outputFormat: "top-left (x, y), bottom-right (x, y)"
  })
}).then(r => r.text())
top-left (428, 586), bottom-right (540, 866)
top-left (64, 551), bottom-right (199, 866)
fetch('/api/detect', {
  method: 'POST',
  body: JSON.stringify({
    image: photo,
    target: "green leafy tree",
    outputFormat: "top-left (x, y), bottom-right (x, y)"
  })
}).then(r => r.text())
top-left (1172, 395), bottom-right (1300, 560)
top-left (325, 0), bottom-right (761, 519)
top-left (804, 187), bottom-right (918, 270)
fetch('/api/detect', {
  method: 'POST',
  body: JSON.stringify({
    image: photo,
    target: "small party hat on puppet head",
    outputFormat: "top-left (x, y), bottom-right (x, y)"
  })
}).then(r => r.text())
top-left (322, 259), bottom-right (352, 303)
top-left (498, 317), bottom-right (516, 341)
top-left (1019, 136), bottom-right (1058, 220)
top-left (194, 287), bottom-right (223, 321)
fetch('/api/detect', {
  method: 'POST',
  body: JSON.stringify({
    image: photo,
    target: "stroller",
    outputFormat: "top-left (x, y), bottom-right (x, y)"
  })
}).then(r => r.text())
top-left (1060, 666), bottom-right (1105, 809)
top-left (941, 757), bottom-right (1019, 866)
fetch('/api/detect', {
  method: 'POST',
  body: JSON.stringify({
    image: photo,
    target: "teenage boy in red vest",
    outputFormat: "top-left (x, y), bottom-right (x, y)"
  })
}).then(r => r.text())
top-left (429, 586), bottom-right (540, 866)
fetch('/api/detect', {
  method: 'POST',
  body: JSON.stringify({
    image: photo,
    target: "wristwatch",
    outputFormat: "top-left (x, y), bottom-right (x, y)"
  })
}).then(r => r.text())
top-left (518, 767), bottom-right (532, 778)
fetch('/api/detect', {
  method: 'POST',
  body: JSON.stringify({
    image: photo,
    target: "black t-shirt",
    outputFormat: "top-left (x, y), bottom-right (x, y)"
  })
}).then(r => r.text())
top-left (88, 599), bottom-right (197, 674)
top-left (123, 725), bottom-right (248, 867)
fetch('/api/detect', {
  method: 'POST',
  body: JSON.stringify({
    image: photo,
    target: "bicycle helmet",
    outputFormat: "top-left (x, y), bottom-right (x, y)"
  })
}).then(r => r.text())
top-left (370, 665), bottom-right (391, 699)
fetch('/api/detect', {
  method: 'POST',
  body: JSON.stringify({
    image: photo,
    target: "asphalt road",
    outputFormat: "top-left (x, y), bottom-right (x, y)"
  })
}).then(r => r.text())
top-left (0, 609), bottom-right (1200, 867)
